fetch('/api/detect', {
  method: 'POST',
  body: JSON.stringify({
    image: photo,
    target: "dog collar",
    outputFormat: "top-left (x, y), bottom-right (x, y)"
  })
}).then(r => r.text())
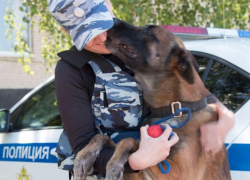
top-left (150, 97), bottom-right (207, 118)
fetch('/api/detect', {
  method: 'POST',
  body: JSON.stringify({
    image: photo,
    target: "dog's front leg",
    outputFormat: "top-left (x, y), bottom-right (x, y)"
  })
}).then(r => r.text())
top-left (105, 138), bottom-right (139, 180)
top-left (74, 134), bottom-right (115, 180)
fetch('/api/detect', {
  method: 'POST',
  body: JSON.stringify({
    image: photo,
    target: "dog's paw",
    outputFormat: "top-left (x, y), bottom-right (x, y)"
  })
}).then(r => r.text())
top-left (73, 151), bottom-right (97, 180)
top-left (105, 161), bottom-right (124, 180)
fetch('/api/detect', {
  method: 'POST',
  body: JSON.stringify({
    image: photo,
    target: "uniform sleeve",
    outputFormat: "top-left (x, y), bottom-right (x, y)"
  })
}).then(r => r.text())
top-left (55, 60), bottom-right (96, 154)
top-left (55, 60), bottom-right (135, 173)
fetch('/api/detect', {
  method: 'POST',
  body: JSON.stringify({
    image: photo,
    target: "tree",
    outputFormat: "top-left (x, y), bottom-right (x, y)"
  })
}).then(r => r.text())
top-left (4, 0), bottom-right (250, 74)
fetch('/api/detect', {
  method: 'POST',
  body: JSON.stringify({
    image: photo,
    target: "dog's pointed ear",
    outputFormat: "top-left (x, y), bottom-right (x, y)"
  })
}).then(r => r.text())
top-left (169, 47), bottom-right (195, 84)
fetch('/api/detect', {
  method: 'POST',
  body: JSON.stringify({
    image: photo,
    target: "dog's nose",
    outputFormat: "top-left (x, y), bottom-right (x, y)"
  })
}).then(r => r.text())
top-left (113, 18), bottom-right (122, 26)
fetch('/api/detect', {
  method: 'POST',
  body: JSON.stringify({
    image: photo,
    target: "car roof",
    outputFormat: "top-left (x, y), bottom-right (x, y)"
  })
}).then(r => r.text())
top-left (183, 38), bottom-right (250, 73)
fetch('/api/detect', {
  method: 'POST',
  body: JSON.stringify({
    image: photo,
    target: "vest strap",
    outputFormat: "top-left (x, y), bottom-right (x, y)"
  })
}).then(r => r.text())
top-left (58, 46), bottom-right (116, 73)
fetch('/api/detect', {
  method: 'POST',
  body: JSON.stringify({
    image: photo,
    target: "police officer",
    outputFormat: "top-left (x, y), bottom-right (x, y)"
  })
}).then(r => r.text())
top-left (49, 0), bottom-right (235, 178)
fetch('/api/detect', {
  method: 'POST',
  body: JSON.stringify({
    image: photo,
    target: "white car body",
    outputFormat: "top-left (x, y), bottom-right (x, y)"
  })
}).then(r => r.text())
top-left (185, 38), bottom-right (250, 180)
top-left (0, 37), bottom-right (249, 180)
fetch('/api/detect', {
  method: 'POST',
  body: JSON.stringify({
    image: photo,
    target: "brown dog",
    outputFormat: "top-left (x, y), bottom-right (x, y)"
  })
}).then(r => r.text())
top-left (73, 19), bottom-right (231, 180)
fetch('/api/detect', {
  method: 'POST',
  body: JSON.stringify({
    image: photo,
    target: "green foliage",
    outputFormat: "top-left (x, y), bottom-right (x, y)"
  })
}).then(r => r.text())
top-left (4, 0), bottom-right (72, 74)
top-left (5, 6), bottom-right (34, 75)
top-left (113, 0), bottom-right (250, 29)
top-left (4, 0), bottom-right (250, 73)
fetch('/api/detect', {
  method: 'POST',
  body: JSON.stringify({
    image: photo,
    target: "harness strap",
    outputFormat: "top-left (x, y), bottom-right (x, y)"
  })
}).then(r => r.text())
top-left (89, 60), bottom-right (121, 75)
top-left (58, 46), bottom-right (116, 73)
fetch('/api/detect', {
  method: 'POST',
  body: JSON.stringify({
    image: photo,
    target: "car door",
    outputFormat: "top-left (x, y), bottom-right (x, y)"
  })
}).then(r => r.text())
top-left (0, 79), bottom-right (68, 180)
top-left (192, 52), bottom-right (250, 179)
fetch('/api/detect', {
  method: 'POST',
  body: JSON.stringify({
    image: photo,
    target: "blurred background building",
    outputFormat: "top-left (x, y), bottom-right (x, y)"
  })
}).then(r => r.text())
top-left (0, 0), bottom-right (52, 109)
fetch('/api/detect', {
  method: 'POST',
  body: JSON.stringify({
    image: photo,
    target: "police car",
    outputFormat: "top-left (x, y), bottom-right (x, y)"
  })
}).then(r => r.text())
top-left (0, 26), bottom-right (250, 180)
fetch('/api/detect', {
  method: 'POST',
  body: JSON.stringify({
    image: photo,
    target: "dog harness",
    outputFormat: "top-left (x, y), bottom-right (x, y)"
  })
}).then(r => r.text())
top-left (55, 47), bottom-right (143, 171)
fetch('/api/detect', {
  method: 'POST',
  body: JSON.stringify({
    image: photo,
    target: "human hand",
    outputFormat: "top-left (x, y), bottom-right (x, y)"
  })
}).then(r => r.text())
top-left (200, 121), bottom-right (225, 155)
top-left (200, 102), bottom-right (235, 155)
top-left (128, 124), bottom-right (179, 170)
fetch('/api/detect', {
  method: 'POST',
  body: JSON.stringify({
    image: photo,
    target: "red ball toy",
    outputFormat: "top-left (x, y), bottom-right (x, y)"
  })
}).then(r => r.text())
top-left (147, 125), bottom-right (164, 138)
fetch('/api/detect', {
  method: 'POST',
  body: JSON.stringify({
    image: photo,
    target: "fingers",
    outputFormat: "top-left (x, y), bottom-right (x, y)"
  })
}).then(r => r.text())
top-left (140, 125), bottom-right (149, 138)
top-left (215, 102), bottom-right (226, 119)
top-left (200, 122), bottom-right (224, 156)
top-left (141, 124), bottom-right (179, 147)
top-left (161, 124), bottom-right (172, 138)
top-left (207, 141), bottom-right (222, 156)
top-left (215, 101), bottom-right (234, 119)
top-left (160, 124), bottom-right (179, 146)
top-left (168, 132), bottom-right (179, 146)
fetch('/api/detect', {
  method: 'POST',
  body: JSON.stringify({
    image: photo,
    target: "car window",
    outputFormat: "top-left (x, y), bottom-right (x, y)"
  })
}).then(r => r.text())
top-left (0, 111), bottom-right (7, 130)
top-left (12, 82), bottom-right (62, 130)
top-left (194, 55), bottom-right (250, 111)
top-left (195, 56), bottom-right (209, 80)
